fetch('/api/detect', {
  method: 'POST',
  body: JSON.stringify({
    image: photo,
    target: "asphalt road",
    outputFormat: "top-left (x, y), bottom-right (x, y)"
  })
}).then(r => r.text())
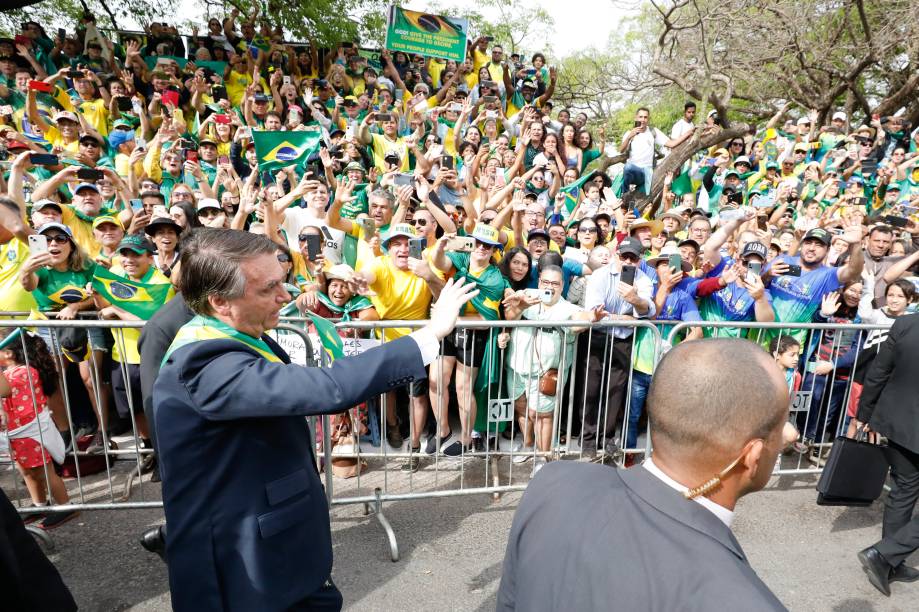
top-left (12, 460), bottom-right (919, 611)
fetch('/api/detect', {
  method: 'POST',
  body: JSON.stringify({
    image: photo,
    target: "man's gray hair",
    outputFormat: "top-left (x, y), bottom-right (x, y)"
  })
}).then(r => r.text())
top-left (178, 228), bottom-right (279, 315)
top-left (369, 188), bottom-right (395, 208)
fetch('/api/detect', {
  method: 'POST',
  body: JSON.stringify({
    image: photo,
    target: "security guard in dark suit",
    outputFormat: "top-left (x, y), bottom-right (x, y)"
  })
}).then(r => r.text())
top-left (499, 339), bottom-right (790, 611)
top-left (152, 229), bottom-right (477, 611)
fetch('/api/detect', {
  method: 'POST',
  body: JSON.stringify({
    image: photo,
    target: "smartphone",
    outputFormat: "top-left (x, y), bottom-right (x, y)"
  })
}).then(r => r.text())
top-left (28, 234), bottom-right (48, 256)
top-left (305, 233), bottom-right (322, 261)
top-left (408, 237), bottom-right (426, 259)
top-left (130, 198), bottom-right (143, 211)
top-left (667, 253), bottom-right (682, 272)
top-left (883, 215), bottom-right (909, 228)
top-left (358, 217), bottom-right (376, 236)
top-left (161, 89), bottom-right (180, 107)
top-left (619, 264), bottom-right (637, 286)
top-left (57, 28), bottom-right (66, 41)
top-left (376, 113), bottom-right (392, 123)
top-left (28, 80), bottom-right (52, 93)
top-left (719, 208), bottom-right (746, 222)
top-left (185, 149), bottom-right (199, 163)
top-left (212, 85), bottom-right (228, 101)
top-left (746, 261), bottom-right (762, 285)
top-left (29, 153), bottom-right (59, 166)
top-left (634, 120), bottom-right (642, 128)
top-left (483, 35), bottom-right (494, 43)
top-left (448, 103), bottom-right (462, 112)
top-left (440, 155), bottom-right (454, 170)
top-left (67, 69), bottom-right (83, 79)
top-left (115, 96), bottom-right (133, 112)
top-left (283, 75), bottom-right (291, 85)
top-left (135, 136), bottom-right (147, 150)
top-left (781, 264), bottom-right (802, 277)
top-left (393, 173), bottom-right (414, 187)
top-left (76, 167), bottom-right (103, 181)
top-left (14, 35), bottom-right (30, 47)
top-left (485, 110), bottom-right (497, 119)
top-left (445, 236), bottom-right (475, 252)
top-left (217, 155), bottom-right (230, 165)
top-left (482, 95), bottom-right (498, 104)
top-left (853, 196), bottom-right (868, 208)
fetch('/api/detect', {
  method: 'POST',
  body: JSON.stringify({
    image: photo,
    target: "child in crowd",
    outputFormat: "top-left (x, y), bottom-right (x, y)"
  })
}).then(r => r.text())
top-left (770, 335), bottom-right (805, 452)
top-left (0, 328), bottom-right (78, 530)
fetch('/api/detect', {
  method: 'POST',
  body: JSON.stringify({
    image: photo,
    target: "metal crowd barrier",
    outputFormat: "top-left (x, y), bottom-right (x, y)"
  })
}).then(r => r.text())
top-left (0, 316), bottom-right (894, 560)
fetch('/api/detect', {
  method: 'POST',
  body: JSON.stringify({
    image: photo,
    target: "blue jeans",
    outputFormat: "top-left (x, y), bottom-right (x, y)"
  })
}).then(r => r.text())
top-left (797, 372), bottom-right (849, 443)
top-left (621, 163), bottom-right (649, 195)
top-left (626, 371), bottom-right (653, 449)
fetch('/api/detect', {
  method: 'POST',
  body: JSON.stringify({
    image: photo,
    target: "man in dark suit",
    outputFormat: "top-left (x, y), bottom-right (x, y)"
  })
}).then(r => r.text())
top-left (153, 229), bottom-right (477, 611)
top-left (498, 338), bottom-right (789, 611)
top-left (855, 312), bottom-right (919, 596)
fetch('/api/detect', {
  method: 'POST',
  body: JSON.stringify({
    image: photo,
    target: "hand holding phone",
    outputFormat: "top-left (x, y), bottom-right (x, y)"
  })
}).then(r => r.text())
top-left (619, 264), bottom-right (637, 286)
top-left (28, 234), bottom-right (48, 257)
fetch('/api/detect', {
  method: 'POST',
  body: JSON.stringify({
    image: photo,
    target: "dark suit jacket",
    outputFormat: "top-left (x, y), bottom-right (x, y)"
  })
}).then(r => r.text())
top-left (857, 312), bottom-right (919, 453)
top-left (137, 292), bottom-right (195, 451)
top-left (153, 333), bottom-right (426, 611)
top-left (0, 488), bottom-right (76, 611)
top-left (497, 462), bottom-right (786, 611)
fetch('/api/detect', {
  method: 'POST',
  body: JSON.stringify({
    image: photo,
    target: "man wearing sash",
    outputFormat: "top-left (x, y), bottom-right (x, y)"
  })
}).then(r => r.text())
top-left (152, 228), bottom-right (477, 611)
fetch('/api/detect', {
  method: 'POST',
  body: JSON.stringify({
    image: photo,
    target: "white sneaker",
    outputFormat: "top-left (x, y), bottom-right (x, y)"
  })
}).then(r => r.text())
top-left (531, 457), bottom-right (547, 478)
top-left (512, 442), bottom-right (534, 464)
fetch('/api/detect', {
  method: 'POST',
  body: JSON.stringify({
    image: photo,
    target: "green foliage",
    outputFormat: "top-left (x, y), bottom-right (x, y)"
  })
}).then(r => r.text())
top-left (0, 0), bottom-right (180, 35)
top-left (426, 0), bottom-right (553, 57)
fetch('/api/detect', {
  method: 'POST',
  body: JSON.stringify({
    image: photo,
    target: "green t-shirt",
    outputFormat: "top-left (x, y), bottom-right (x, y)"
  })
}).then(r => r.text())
top-left (33, 264), bottom-right (96, 310)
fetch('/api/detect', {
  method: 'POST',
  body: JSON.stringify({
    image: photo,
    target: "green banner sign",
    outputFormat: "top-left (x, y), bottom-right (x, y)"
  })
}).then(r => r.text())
top-left (385, 6), bottom-right (468, 63)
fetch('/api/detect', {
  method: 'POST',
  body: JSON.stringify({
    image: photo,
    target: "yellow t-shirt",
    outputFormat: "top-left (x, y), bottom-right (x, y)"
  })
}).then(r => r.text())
top-left (74, 98), bottom-right (110, 137)
top-left (472, 48), bottom-right (489, 75)
top-left (108, 265), bottom-right (174, 364)
top-left (370, 133), bottom-right (409, 173)
top-left (366, 255), bottom-right (432, 341)
top-left (0, 238), bottom-right (38, 314)
top-left (41, 125), bottom-right (80, 154)
top-left (61, 206), bottom-right (100, 258)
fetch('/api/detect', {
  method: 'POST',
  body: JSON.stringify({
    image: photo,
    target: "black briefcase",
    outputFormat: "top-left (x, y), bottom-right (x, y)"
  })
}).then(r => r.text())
top-left (816, 431), bottom-right (889, 506)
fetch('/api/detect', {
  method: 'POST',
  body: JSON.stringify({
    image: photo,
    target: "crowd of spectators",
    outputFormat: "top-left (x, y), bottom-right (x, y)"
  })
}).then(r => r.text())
top-left (2, 6), bottom-right (919, 495)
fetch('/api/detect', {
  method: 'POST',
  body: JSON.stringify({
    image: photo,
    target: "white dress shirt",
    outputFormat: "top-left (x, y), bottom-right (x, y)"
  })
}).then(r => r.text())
top-left (584, 261), bottom-right (656, 338)
top-left (643, 458), bottom-right (735, 528)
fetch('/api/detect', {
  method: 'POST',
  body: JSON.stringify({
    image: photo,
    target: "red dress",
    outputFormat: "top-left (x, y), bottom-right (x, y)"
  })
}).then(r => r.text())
top-left (2, 365), bottom-right (52, 469)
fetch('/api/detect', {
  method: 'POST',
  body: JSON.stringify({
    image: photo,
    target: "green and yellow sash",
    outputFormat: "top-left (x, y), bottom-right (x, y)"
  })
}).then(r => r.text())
top-left (162, 315), bottom-right (282, 365)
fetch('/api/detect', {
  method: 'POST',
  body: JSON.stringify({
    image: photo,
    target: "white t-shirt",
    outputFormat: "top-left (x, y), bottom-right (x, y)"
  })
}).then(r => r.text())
top-left (670, 118), bottom-right (694, 140)
top-left (625, 127), bottom-right (668, 168)
top-left (282, 208), bottom-right (345, 264)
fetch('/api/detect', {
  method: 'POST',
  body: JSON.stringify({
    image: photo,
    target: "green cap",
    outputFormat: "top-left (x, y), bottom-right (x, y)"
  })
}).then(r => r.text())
top-left (117, 233), bottom-right (156, 254)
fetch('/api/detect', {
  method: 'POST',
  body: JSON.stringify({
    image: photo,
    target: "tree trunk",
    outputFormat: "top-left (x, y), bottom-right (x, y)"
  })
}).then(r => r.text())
top-left (872, 74), bottom-right (919, 118)
top-left (646, 125), bottom-right (749, 217)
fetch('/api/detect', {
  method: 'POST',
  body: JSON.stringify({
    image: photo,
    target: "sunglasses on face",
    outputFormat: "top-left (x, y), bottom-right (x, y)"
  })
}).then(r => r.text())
top-left (474, 240), bottom-right (495, 250)
top-left (412, 218), bottom-right (427, 226)
top-left (619, 253), bottom-right (640, 263)
top-left (277, 254), bottom-right (291, 263)
top-left (43, 233), bottom-right (70, 244)
top-left (579, 226), bottom-right (598, 233)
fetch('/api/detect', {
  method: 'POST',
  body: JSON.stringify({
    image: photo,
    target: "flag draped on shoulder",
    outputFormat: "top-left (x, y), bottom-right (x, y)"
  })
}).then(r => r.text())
top-left (252, 130), bottom-right (322, 172)
top-left (91, 267), bottom-right (172, 320)
top-left (559, 170), bottom-right (597, 214)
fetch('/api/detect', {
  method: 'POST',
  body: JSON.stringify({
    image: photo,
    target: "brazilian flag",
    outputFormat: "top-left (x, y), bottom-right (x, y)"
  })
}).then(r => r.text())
top-left (306, 312), bottom-right (345, 362)
top-left (92, 267), bottom-right (172, 320)
top-left (252, 129), bottom-right (322, 173)
top-left (559, 170), bottom-right (597, 214)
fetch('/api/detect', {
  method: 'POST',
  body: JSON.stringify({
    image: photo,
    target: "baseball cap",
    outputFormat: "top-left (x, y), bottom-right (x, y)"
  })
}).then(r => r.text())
top-left (527, 228), bottom-right (550, 243)
top-left (53, 110), bottom-right (79, 124)
top-left (793, 143), bottom-right (809, 152)
top-left (74, 182), bottom-right (100, 194)
top-left (723, 170), bottom-right (741, 180)
top-left (832, 111), bottom-right (847, 122)
top-left (343, 96), bottom-right (358, 107)
top-left (471, 224), bottom-right (502, 247)
top-left (802, 227), bottom-right (831, 246)
top-left (689, 208), bottom-right (711, 218)
top-left (521, 79), bottom-right (538, 90)
top-left (678, 238), bottom-right (700, 251)
top-left (887, 182), bottom-right (902, 191)
top-left (92, 215), bottom-right (123, 230)
top-left (740, 241), bottom-right (768, 261)
top-left (117, 234), bottom-right (156, 254)
top-left (198, 136), bottom-right (218, 147)
top-left (196, 198), bottom-right (221, 212)
top-left (765, 161), bottom-right (779, 171)
top-left (734, 156), bottom-right (751, 167)
top-left (382, 222), bottom-right (416, 247)
top-left (79, 133), bottom-right (103, 146)
top-left (253, 93), bottom-right (269, 103)
top-left (617, 237), bottom-right (644, 258)
top-left (343, 161), bottom-right (366, 174)
top-left (36, 222), bottom-right (73, 238)
top-left (32, 199), bottom-right (62, 213)
top-left (796, 117), bottom-right (811, 126)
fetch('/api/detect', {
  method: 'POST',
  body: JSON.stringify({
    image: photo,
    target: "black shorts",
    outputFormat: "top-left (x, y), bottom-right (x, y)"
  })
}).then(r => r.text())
top-left (440, 328), bottom-right (488, 368)
top-left (408, 377), bottom-right (428, 397)
top-left (111, 362), bottom-right (143, 419)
